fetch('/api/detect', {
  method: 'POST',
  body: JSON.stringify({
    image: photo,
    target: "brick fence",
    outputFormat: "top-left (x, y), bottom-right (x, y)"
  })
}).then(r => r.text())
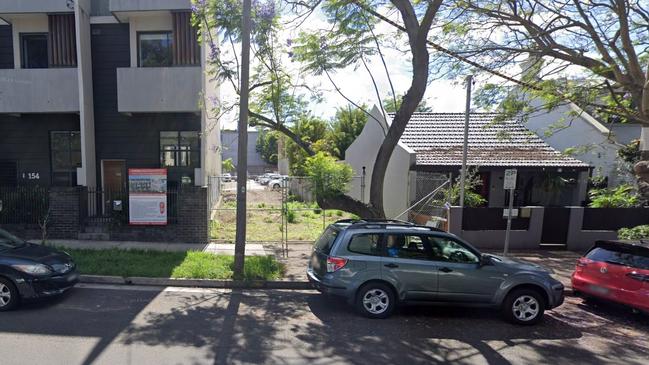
top-left (1, 186), bottom-right (209, 244)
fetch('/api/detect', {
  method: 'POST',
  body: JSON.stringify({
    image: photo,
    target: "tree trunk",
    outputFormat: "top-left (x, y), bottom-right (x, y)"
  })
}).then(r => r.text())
top-left (368, 1), bottom-right (440, 217)
top-left (317, 195), bottom-right (382, 218)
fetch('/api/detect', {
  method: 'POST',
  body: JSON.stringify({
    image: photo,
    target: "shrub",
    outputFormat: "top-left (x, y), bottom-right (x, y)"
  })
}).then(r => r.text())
top-left (618, 225), bottom-right (649, 240)
top-left (588, 184), bottom-right (639, 208)
top-left (286, 209), bottom-right (296, 223)
top-left (304, 152), bottom-right (353, 199)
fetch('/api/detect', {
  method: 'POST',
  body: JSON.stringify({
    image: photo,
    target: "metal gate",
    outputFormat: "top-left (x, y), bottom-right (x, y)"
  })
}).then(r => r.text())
top-left (540, 207), bottom-right (570, 246)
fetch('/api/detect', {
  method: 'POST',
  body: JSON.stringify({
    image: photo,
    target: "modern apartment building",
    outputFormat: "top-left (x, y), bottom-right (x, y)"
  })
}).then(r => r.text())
top-left (0, 0), bottom-right (221, 192)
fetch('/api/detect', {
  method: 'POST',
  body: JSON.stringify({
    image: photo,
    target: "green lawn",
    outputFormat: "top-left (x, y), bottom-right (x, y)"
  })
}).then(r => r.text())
top-left (210, 201), bottom-right (355, 242)
top-left (63, 248), bottom-right (285, 281)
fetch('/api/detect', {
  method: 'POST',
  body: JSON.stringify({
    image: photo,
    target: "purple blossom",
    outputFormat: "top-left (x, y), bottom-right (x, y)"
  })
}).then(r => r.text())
top-left (286, 39), bottom-right (293, 46)
top-left (209, 43), bottom-right (219, 60)
top-left (208, 95), bottom-right (219, 108)
top-left (256, 0), bottom-right (276, 21)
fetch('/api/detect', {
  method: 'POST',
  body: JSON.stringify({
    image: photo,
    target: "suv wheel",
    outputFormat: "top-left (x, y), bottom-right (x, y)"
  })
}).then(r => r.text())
top-left (0, 277), bottom-right (19, 311)
top-left (502, 289), bottom-right (545, 325)
top-left (356, 282), bottom-right (395, 319)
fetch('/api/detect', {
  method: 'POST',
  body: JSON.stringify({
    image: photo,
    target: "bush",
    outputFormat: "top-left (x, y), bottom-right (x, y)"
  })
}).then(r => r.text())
top-left (304, 152), bottom-right (353, 199)
top-left (618, 225), bottom-right (649, 240)
top-left (286, 209), bottom-right (296, 223)
top-left (588, 184), bottom-right (639, 208)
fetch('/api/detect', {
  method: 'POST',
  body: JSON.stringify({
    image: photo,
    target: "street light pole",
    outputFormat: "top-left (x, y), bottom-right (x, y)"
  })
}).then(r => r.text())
top-left (233, 0), bottom-right (251, 281)
top-left (459, 75), bottom-right (473, 207)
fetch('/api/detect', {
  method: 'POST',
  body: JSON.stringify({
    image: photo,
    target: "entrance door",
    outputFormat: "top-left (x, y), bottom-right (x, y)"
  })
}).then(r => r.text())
top-left (540, 207), bottom-right (570, 245)
top-left (101, 160), bottom-right (126, 215)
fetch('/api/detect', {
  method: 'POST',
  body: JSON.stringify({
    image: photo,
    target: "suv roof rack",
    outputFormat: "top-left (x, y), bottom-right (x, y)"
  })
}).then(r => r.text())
top-left (332, 218), bottom-right (446, 233)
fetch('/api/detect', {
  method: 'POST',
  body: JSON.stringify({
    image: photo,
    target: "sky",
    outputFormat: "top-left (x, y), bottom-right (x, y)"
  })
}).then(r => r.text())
top-left (219, 5), bottom-right (476, 130)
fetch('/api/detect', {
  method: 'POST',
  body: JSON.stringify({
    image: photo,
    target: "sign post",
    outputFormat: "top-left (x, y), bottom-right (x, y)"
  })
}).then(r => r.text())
top-left (503, 169), bottom-right (517, 256)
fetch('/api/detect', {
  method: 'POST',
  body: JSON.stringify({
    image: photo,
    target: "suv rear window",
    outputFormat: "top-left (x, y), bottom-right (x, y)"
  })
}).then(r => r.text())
top-left (586, 246), bottom-right (649, 270)
top-left (314, 226), bottom-right (339, 254)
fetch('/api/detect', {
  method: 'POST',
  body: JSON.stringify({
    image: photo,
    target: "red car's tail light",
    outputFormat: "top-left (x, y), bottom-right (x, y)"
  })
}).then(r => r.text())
top-left (326, 256), bottom-right (348, 273)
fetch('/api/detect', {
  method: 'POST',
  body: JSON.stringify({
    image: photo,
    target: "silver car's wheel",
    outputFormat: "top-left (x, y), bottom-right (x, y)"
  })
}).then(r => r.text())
top-left (502, 288), bottom-right (545, 325)
top-left (355, 282), bottom-right (396, 319)
top-left (362, 289), bottom-right (389, 315)
top-left (0, 278), bottom-right (18, 311)
top-left (512, 295), bottom-right (539, 322)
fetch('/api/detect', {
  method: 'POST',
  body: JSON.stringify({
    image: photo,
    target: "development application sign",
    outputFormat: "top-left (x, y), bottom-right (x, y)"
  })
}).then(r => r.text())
top-left (128, 168), bottom-right (167, 225)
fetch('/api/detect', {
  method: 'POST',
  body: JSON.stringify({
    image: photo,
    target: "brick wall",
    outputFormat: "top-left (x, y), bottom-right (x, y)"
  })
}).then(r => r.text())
top-left (109, 187), bottom-right (208, 244)
top-left (48, 187), bottom-right (81, 239)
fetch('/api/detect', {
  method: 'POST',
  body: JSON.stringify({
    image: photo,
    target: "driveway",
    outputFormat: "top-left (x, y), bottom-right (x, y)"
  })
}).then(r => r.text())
top-left (0, 284), bottom-right (647, 365)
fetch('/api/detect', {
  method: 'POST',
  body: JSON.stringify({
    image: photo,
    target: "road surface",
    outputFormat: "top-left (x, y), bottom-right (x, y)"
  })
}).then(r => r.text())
top-left (0, 284), bottom-right (647, 365)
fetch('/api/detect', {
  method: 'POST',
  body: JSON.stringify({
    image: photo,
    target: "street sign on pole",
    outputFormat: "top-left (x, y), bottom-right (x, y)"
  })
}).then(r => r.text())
top-left (503, 168), bottom-right (517, 256)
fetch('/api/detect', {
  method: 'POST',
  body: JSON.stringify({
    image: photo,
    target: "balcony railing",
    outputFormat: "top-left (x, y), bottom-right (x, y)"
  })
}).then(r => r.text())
top-left (116, 67), bottom-right (201, 113)
top-left (109, 0), bottom-right (191, 12)
top-left (0, 68), bottom-right (79, 114)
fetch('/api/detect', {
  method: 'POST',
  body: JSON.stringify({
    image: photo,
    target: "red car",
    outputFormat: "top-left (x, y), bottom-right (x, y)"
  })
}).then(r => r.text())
top-left (572, 240), bottom-right (649, 313)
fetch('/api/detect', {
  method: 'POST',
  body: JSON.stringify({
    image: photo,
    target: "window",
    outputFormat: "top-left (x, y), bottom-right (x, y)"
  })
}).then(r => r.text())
top-left (348, 234), bottom-right (382, 256)
top-left (21, 33), bottom-right (48, 69)
top-left (139, 32), bottom-right (172, 67)
top-left (385, 234), bottom-right (431, 260)
top-left (429, 237), bottom-right (479, 264)
top-left (50, 131), bottom-right (81, 186)
top-left (160, 131), bottom-right (200, 168)
top-left (586, 247), bottom-right (649, 270)
top-left (314, 227), bottom-right (339, 254)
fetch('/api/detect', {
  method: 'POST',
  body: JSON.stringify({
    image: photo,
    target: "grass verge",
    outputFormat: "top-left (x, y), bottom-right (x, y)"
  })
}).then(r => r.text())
top-left (62, 248), bottom-right (285, 281)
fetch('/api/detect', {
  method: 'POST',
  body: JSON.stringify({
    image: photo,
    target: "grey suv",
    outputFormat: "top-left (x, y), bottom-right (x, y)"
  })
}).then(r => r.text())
top-left (307, 219), bottom-right (565, 324)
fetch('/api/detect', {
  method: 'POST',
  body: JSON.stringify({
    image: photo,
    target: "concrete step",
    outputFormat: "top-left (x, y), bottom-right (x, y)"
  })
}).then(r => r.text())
top-left (78, 232), bottom-right (110, 241)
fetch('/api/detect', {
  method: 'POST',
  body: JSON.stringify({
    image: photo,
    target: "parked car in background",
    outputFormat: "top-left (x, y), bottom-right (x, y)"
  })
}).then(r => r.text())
top-left (307, 219), bottom-right (564, 324)
top-left (221, 173), bottom-right (233, 182)
top-left (268, 176), bottom-right (287, 190)
top-left (0, 228), bottom-right (78, 311)
top-left (572, 240), bottom-right (649, 314)
top-left (260, 173), bottom-right (280, 186)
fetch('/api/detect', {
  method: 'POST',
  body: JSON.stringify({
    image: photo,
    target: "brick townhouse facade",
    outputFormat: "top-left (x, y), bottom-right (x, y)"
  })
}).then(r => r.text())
top-left (0, 0), bottom-right (219, 243)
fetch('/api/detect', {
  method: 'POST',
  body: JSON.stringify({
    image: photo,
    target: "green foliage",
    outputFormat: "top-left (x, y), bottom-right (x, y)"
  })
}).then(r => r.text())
top-left (438, 168), bottom-right (486, 207)
top-left (588, 184), bottom-right (639, 208)
top-left (286, 209), bottom-right (296, 223)
top-left (255, 129), bottom-right (279, 164)
top-left (286, 116), bottom-right (329, 175)
top-left (326, 106), bottom-right (368, 159)
top-left (383, 94), bottom-right (432, 113)
top-left (618, 225), bottom-right (649, 240)
top-left (222, 158), bottom-right (235, 173)
top-left (304, 152), bottom-right (353, 199)
top-left (618, 140), bottom-right (641, 166)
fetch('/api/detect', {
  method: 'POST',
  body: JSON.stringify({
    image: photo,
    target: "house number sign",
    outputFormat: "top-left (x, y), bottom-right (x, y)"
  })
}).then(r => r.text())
top-left (22, 172), bottom-right (41, 180)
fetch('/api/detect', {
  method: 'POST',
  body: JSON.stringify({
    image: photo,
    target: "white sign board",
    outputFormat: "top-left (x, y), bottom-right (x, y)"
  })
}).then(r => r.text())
top-left (503, 169), bottom-right (517, 190)
top-left (503, 208), bottom-right (519, 218)
top-left (128, 168), bottom-right (167, 225)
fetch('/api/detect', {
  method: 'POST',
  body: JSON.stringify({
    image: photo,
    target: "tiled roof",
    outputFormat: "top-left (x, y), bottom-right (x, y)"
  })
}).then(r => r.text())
top-left (397, 113), bottom-right (590, 168)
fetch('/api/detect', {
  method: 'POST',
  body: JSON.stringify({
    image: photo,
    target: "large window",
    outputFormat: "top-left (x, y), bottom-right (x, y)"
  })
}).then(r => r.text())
top-left (50, 131), bottom-right (81, 186)
top-left (21, 33), bottom-right (48, 69)
top-left (160, 131), bottom-right (200, 168)
top-left (385, 234), bottom-right (432, 260)
top-left (138, 32), bottom-right (172, 67)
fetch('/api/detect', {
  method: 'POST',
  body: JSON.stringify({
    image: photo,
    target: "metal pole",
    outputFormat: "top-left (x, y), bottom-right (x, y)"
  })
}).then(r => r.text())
top-left (503, 188), bottom-right (514, 256)
top-left (459, 75), bottom-right (473, 207)
top-left (233, 0), bottom-right (251, 280)
top-left (361, 166), bottom-right (366, 204)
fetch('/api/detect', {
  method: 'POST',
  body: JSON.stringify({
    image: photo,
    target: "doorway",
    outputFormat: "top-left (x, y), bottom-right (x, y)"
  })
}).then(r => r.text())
top-left (100, 160), bottom-right (126, 215)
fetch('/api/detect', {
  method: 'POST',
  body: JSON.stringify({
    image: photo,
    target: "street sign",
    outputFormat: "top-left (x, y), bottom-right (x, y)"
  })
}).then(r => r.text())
top-left (503, 169), bottom-right (517, 190)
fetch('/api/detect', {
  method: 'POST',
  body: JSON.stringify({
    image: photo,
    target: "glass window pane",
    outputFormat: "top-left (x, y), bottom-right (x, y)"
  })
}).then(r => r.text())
top-left (386, 235), bottom-right (430, 260)
top-left (22, 34), bottom-right (48, 69)
top-left (180, 131), bottom-right (199, 149)
top-left (51, 132), bottom-right (69, 152)
top-left (348, 234), bottom-right (381, 256)
top-left (70, 132), bottom-right (81, 150)
top-left (139, 32), bottom-right (172, 67)
top-left (430, 238), bottom-right (479, 264)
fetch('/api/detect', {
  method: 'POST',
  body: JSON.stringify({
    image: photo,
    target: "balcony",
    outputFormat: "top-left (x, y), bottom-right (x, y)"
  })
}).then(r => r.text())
top-left (0, 68), bottom-right (79, 114)
top-left (110, 0), bottom-right (191, 12)
top-left (0, 0), bottom-right (73, 14)
top-left (116, 67), bottom-right (200, 113)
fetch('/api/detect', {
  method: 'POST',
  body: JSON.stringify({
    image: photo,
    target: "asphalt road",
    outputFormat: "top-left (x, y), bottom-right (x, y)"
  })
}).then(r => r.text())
top-left (1, 284), bottom-right (648, 365)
